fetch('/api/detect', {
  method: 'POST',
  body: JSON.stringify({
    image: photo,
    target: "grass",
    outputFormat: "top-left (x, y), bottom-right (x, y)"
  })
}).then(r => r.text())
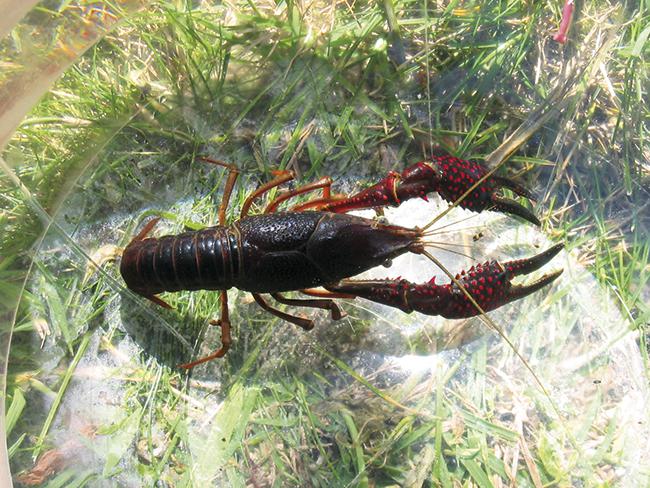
top-left (1, 0), bottom-right (649, 486)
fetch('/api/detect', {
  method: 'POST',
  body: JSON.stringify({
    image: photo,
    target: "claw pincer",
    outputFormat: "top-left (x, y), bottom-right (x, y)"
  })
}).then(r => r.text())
top-left (327, 244), bottom-right (564, 319)
top-left (320, 154), bottom-right (540, 226)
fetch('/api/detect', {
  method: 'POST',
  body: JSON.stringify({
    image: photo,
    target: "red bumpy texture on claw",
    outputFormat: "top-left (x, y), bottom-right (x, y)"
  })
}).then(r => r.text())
top-left (327, 244), bottom-right (564, 319)
top-left (320, 153), bottom-right (540, 226)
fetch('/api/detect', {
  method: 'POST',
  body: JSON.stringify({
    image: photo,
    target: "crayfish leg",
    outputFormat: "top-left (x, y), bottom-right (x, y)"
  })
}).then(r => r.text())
top-left (300, 288), bottom-right (356, 299)
top-left (265, 177), bottom-right (333, 213)
top-left (253, 293), bottom-right (314, 330)
top-left (131, 217), bottom-right (160, 243)
top-left (198, 157), bottom-right (240, 226)
top-left (178, 292), bottom-right (232, 370)
top-left (241, 171), bottom-right (294, 217)
top-left (272, 293), bottom-right (347, 321)
top-left (146, 294), bottom-right (172, 309)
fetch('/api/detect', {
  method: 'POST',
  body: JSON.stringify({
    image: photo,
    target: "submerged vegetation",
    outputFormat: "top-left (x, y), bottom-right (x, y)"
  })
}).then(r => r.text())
top-left (1, 0), bottom-right (648, 486)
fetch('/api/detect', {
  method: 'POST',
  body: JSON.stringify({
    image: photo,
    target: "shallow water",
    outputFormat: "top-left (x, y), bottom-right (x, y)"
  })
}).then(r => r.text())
top-left (2, 2), bottom-right (649, 486)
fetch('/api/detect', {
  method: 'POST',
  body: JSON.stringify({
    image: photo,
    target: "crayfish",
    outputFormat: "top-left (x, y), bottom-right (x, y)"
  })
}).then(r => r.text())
top-left (120, 153), bottom-right (563, 368)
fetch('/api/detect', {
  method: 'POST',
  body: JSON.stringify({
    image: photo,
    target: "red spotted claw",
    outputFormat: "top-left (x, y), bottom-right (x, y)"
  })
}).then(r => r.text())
top-left (326, 244), bottom-right (563, 318)
top-left (317, 153), bottom-right (541, 226)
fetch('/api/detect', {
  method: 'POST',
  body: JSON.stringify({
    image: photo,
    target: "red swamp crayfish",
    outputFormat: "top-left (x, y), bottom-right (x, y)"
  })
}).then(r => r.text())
top-left (120, 153), bottom-right (563, 369)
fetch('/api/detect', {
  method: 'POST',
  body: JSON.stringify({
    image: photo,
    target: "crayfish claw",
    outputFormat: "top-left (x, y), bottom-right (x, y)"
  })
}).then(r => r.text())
top-left (437, 243), bottom-right (564, 317)
top-left (317, 153), bottom-right (544, 227)
top-left (492, 196), bottom-right (541, 226)
top-left (420, 154), bottom-right (542, 225)
top-left (509, 268), bottom-right (564, 301)
top-left (326, 244), bottom-right (564, 319)
top-left (450, 243), bottom-right (564, 315)
top-left (504, 243), bottom-right (564, 276)
top-left (492, 175), bottom-right (536, 201)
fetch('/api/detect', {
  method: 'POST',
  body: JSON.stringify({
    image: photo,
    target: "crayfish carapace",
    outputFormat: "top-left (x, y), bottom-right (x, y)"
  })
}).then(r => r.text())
top-left (120, 153), bottom-right (563, 368)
